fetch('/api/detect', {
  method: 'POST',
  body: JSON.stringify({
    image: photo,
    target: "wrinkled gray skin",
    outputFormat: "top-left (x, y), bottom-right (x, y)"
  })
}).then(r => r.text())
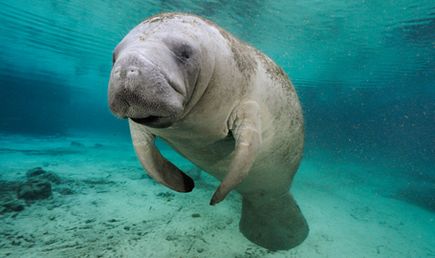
top-left (108, 13), bottom-right (308, 250)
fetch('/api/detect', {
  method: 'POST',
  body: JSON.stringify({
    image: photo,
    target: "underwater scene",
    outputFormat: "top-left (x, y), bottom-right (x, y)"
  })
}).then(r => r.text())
top-left (0, 0), bottom-right (434, 257)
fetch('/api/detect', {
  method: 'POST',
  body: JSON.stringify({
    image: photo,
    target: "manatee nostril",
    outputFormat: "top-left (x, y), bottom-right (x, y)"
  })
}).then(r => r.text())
top-left (111, 66), bottom-right (123, 80)
top-left (127, 67), bottom-right (140, 78)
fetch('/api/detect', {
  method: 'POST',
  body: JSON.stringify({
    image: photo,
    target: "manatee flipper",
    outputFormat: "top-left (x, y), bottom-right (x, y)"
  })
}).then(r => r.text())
top-left (210, 101), bottom-right (261, 205)
top-left (240, 192), bottom-right (309, 250)
top-left (129, 119), bottom-right (194, 192)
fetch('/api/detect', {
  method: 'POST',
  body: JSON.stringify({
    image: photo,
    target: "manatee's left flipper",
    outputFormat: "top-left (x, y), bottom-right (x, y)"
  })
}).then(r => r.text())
top-left (210, 101), bottom-right (261, 205)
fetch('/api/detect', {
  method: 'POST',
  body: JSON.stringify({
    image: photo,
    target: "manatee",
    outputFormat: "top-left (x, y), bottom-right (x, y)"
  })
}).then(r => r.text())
top-left (108, 13), bottom-right (308, 250)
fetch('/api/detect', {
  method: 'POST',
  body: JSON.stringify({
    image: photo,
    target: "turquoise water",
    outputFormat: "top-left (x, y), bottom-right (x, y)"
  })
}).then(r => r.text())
top-left (0, 1), bottom-right (434, 257)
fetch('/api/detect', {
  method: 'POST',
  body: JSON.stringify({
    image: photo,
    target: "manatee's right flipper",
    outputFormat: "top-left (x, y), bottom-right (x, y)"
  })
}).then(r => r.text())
top-left (240, 192), bottom-right (309, 250)
top-left (129, 119), bottom-right (194, 192)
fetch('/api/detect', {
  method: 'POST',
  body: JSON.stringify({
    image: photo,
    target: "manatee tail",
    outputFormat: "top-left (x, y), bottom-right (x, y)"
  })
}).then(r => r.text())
top-left (239, 192), bottom-right (309, 250)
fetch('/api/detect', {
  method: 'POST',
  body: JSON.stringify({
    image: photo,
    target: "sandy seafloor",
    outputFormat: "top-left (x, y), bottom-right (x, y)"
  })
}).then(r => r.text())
top-left (0, 134), bottom-right (434, 258)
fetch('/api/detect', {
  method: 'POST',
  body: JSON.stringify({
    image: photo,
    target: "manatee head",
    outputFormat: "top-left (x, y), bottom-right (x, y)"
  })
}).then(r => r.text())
top-left (108, 21), bottom-right (202, 128)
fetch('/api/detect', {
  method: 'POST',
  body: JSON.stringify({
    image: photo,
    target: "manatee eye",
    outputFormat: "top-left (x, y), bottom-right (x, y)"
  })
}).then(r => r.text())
top-left (175, 44), bottom-right (193, 64)
top-left (180, 49), bottom-right (190, 59)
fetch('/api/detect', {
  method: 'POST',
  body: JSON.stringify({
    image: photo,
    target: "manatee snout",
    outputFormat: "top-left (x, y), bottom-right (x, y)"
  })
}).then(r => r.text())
top-left (108, 52), bottom-right (185, 128)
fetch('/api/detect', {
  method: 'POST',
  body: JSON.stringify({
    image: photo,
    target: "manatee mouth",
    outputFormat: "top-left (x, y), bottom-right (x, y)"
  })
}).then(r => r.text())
top-left (131, 116), bottom-right (160, 124)
top-left (130, 116), bottom-right (173, 128)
